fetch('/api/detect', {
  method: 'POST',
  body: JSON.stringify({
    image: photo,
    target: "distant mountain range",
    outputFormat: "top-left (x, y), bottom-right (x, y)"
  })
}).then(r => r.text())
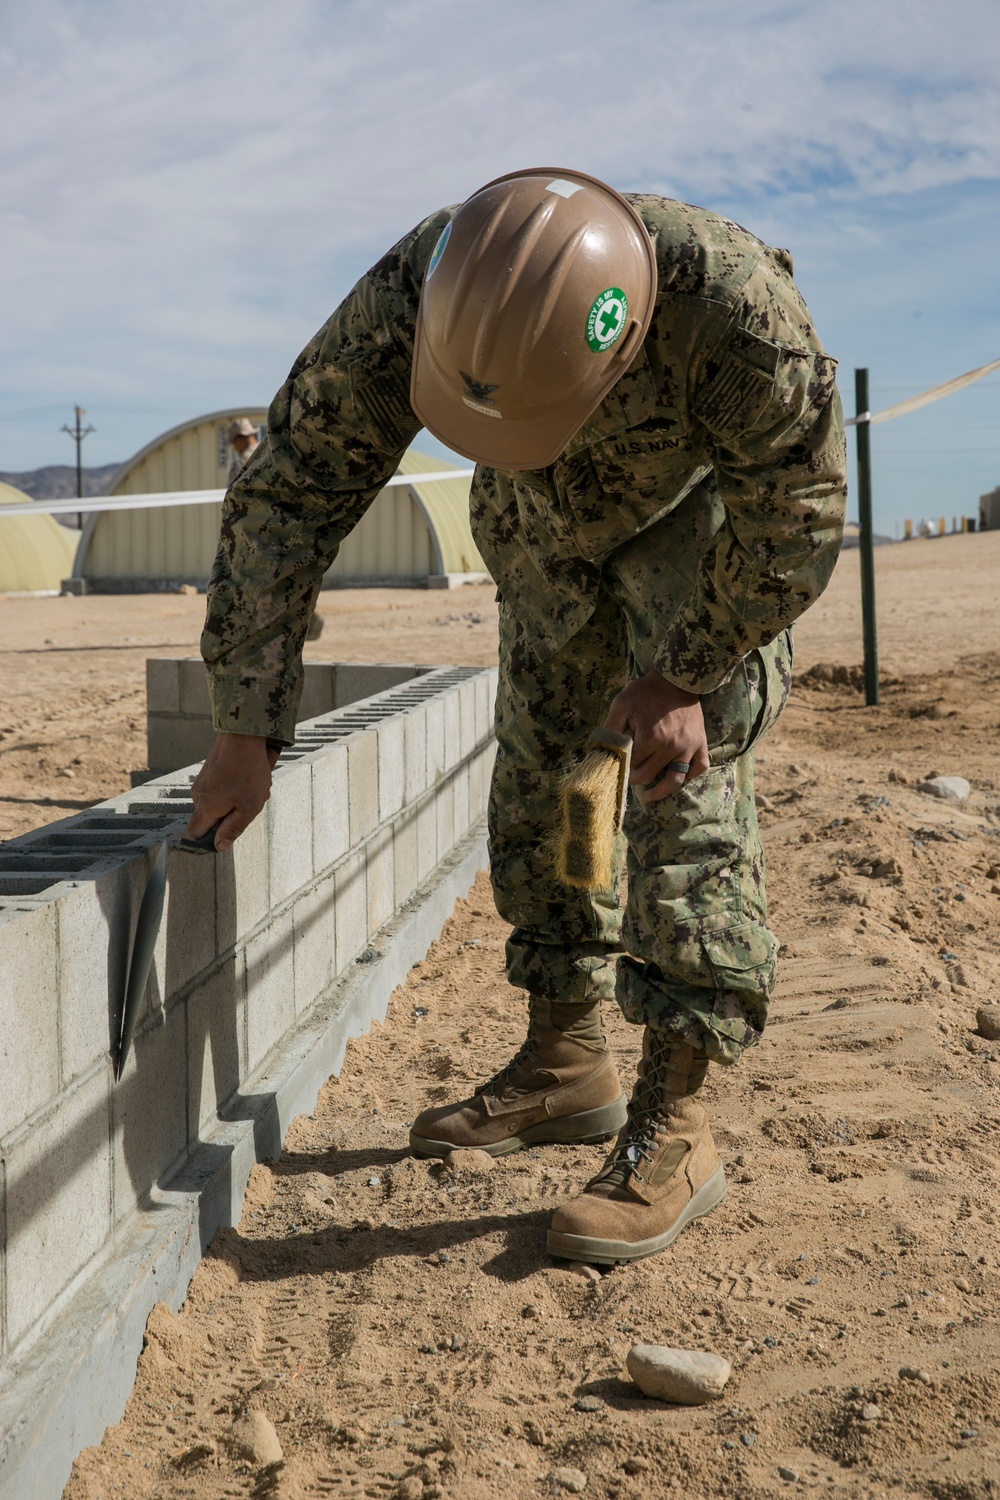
top-left (0, 463), bottom-right (122, 501)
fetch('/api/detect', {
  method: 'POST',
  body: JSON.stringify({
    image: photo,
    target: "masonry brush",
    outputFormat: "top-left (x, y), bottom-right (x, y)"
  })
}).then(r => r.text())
top-left (556, 727), bottom-right (632, 891)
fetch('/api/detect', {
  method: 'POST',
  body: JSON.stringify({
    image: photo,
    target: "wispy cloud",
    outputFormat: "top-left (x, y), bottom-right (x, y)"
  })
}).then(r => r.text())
top-left (1, 0), bottom-right (997, 520)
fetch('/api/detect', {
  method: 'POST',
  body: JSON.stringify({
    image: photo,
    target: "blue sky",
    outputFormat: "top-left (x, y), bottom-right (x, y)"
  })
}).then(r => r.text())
top-left (1, 0), bottom-right (998, 531)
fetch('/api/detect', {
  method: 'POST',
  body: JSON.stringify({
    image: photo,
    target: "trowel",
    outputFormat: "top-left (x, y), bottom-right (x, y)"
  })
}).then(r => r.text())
top-left (114, 822), bottom-right (220, 1081)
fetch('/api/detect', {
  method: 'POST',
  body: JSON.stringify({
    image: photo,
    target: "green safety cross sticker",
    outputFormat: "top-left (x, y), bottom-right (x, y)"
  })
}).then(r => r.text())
top-left (586, 288), bottom-right (628, 352)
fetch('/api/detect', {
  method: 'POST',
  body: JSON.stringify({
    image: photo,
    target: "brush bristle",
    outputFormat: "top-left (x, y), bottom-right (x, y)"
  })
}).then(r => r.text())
top-left (555, 749), bottom-right (622, 890)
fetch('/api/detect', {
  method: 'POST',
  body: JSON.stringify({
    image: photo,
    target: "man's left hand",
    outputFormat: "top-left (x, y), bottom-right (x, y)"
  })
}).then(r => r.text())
top-left (605, 669), bottom-right (710, 802)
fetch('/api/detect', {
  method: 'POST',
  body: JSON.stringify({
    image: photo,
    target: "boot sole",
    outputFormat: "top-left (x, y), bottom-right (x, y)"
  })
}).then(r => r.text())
top-left (409, 1095), bottom-right (628, 1160)
top-left (546, 1163), bottom-right (728, 1266)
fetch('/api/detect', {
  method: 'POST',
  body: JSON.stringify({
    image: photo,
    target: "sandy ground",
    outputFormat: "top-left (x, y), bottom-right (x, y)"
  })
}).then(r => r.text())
top-left (1, 533), bottom-right (998, 1499)
top-left (0, 583), bottom-right (501, 842)
top-left (1, 530), bottom-right (997, 844)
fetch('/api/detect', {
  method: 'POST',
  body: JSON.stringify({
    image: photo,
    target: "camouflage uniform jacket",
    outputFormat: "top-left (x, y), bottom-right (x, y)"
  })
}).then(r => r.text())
top-left (203, 196), bottom-right (847, 743)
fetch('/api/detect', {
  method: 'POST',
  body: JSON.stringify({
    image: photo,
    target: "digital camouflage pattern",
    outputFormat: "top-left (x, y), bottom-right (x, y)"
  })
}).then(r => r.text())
top-left (491, 578), bottom-right (788, 1065)
top-left (200, 190), bottom-right (844, 1061)
top-left (203, 194), bottom-right (844, 739)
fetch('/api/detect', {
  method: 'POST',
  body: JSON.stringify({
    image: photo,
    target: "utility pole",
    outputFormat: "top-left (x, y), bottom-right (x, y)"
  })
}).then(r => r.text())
top-left (61, 406), bottom-right (95, 530)
top-left (854, 369), bottom-right (879, 707)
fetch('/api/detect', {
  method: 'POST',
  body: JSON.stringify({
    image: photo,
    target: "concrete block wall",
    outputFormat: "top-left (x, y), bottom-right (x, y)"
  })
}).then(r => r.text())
top-left (0, 663), bottom-right (497, 1500)
top-left (146, 658), bottom-right (435, 773)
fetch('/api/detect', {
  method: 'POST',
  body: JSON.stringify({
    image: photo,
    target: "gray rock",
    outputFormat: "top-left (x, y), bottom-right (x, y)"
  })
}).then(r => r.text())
top-left (740, 1431), bottom-right (757, 1448)
top-left (626, 1344), bottom-right (732, 1404)
top-left (573, 1395), bottom-right (605, 1412)
top-left (976, 1006), bottom-right (1000, 1042)
top-left (778, 1467), bottom-right (800, 1482)
top-left (228, 1409), bottom-right (283, 1466)
top-left (551, 1466), bottom-right (588, 1493)
top-left (861, 1402), bottom-right (881, 1422)
top-left (918, 776), bottom-right (970, 804)
top-left (442, 1148), bottom-right (496, 1174)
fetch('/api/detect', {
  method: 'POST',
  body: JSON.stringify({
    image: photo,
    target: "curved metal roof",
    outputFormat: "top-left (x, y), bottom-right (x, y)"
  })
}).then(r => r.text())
top-left (396, 449), bottom-right (484, 575)
top-left (76, 406), bottom-right (484, 583)
top-left (0, 481), bottom-right (79, 593)
top-left (107, 407), bottom-right (269, 495)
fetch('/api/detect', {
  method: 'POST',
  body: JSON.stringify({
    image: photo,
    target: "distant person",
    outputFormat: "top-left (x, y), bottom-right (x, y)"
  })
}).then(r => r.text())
top-left (228, 417), bottom-right (323, 640)
top-left (226, 418), bottom-right (260, 485)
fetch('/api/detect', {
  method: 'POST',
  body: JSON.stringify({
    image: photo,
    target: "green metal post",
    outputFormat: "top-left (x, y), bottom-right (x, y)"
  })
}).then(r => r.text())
top-left (854, 368), bottom-right (879, 706)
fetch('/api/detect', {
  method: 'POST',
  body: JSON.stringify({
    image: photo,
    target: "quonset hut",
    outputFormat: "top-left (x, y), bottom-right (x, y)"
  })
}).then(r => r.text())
top-left (0, 481), bottom-right (79, 593)
top-left (69, 409), bottom-right (485, 591)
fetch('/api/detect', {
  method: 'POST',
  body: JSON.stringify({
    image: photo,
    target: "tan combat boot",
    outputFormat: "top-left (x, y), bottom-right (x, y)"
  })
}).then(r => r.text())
top-left (408, 997), bottom-right (627, 1158)
top-left (546, 1030), bottom-right (726, 1265)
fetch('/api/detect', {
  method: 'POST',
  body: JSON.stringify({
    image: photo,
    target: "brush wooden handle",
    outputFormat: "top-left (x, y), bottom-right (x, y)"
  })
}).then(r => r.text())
top-left (585, 727), bottom-right (633, 754)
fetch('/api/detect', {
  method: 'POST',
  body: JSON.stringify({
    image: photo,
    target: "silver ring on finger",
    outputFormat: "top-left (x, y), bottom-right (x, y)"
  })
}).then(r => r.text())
top-left (666, 760), bottom-right (691, 774)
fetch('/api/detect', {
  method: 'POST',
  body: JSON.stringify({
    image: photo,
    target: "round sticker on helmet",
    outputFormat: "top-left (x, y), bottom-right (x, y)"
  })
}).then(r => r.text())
top-left (586, 288), bottom-right (628, 353)
top-left (425, 220), bottom-right (452, 280)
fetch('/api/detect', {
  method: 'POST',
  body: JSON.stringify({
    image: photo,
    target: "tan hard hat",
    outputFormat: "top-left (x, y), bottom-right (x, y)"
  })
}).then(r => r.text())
top-left (410, 168), bottom-right (657, 470)
top-left (227, 417), bottom-right (258, 439)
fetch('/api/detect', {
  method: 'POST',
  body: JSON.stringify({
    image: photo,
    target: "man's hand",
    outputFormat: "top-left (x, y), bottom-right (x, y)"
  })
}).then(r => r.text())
top-left (605, 669), bottom-right (710, 803)
top-left (187, 733), bottom-right (281, 852)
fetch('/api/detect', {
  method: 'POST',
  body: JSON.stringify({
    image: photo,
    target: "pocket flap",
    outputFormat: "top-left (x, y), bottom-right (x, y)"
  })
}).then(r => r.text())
top-left (702, 921), bottom-right (773, 973)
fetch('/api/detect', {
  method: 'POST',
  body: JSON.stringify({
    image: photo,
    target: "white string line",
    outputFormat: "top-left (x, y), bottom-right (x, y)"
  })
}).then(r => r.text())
top-left (846, 356), bottom-right (1000, 426)
top-left (0, 469), bottom-right (476, 519)
top-left (5, 353), bottom-right (997, 518)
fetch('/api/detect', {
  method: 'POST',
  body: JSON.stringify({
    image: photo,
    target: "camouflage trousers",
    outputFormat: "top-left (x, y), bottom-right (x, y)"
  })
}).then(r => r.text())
top-left (488, 579), bottom-right (792, 1066)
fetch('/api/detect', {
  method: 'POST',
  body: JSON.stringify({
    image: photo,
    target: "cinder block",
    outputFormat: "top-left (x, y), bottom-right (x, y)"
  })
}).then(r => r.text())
top-left (333, 849), bottom-right (368, 972)
top-left (215, 809), bottom-right (270, 945)
top-left (443, 689), bottom-right (461, 772)
top-left (244, 911), bottom-right (295, 1074)
top-left (347, 731), bottom-right (379, 846)
top-left (459, 677), bottom-right (478, 757)
top-left (112, 1004), bottom-right (189, 1225)
top-left (435, 777), bottom-right (455, 860)
top-left (468, 746), bottom-right (485, 824)
top-left (415, 798), bottom-right (438, 885)
top-left (146, 659), bottom-right (180, 716)
top-left (161, 843), bottom-right (218, 996)
top-left (377, 716), bottom-right (405, 822)
top-left (474, 670), bottom-right (492, 746)
top-left (147, 715), bottom-right (215, 775)
top-left (0, 904), bottom-right (58, 1140)
top-left (403, 703), bottom-right (427, 806)
top-left (296, 664), bottom-right (336, 723)
top-left (311, 742), bottom-right (350, 873)
top-left (56, 867), bottom-right (134, 1086)
top-left (334, 663), bottom-right (420, 708)
top-left (293, 872), bottom-right (337, 1014)
top-left (268, 765), bottom-right (314, 906)
top-left (425, 697), bottom-right (445, 786)
top-left (453, 763), bottom-right (471, 841)
top-left (186, 958), bottom-right (245, 1140)
top-left (3, 1067), bottom-right (112, 1349)
top-left (366, 827), bottom-right (395, 935)
top-left (393, 807), bottom-right (420, 909)
top-left (178, 658), bottom-right (211, 718)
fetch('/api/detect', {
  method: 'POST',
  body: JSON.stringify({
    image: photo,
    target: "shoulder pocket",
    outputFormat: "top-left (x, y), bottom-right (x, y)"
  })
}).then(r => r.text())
top-left (349, 346), bottom-right (418, 452)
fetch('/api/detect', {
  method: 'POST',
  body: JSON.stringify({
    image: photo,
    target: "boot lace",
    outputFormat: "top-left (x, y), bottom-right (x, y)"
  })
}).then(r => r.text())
top-left (474, 1012), bottom-right (541, 1100)
top-left (595, 1041), bottom-right (675, 1188)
